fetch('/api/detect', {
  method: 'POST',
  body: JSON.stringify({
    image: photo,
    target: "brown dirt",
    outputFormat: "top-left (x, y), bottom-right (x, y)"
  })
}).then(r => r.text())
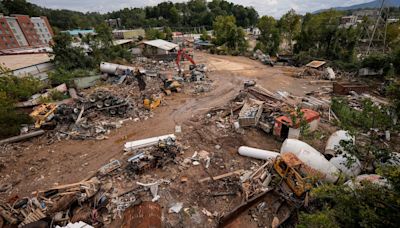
top-left (0, 52), bottom-right (324, 227)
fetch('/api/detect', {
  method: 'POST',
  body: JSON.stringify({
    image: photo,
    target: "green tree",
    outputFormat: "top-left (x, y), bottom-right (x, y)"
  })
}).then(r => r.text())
top-left (90, 23), bottom-right (132, 65)
top-left (386, 21), bottom-right (400, 49)
top-left (164, 27), bottom-right (173, 41)
top-left (257, 16), bottom-right (280, 55)
top-left (94, 23), bottom-right (113, 48)
top-left (51, 32), bottom-right (94, 70)
top-left (294, 11), bottom-right (359, 63)
top-left (278, 9), bottom-right (301, 53)
top-left (200, 28), bottom-right (211, 41)
top-left (145, 28), bottom-right (166, 40)
top-left (213, 15), bottom-right (247, 53)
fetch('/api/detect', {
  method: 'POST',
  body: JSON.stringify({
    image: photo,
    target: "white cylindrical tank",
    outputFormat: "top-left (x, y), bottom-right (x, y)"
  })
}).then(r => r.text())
top-left (100, 62), bottom-right (136, 75)
top-left (238, 146), bottom-right (279, 160)
top-left (280, 139), bottom-right (340, 183)
top-left (330, 155), bottom-right (362, 178)
top-left (325, 130), bottom-right (361, 178)
top-left (325, 130), bottom-right (355, 157)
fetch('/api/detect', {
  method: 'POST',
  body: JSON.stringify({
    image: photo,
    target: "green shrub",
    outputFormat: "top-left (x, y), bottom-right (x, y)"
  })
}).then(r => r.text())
top-left (0, 74), bottom-right (45, 101)
top-left (48, 68), bottom-right (93, 87)
top-left (301, 166), bottom-right (400, 228)
top-left (299, 209), bottom-right (339, 228)
top-left (331, 97), bottom-right (392, 131)
top-left (0, 92), bottom-right (33, 138)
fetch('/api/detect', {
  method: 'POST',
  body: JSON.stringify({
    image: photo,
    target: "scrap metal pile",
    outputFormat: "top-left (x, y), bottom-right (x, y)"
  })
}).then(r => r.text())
top-left (0, 136), bottom-right (180, 227)
top-left (53, 90), bottom-right (133, 140)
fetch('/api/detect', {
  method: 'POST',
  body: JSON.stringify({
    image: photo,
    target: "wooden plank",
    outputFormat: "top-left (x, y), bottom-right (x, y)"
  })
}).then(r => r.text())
top-left (198, 169), bottom-right (244, 183)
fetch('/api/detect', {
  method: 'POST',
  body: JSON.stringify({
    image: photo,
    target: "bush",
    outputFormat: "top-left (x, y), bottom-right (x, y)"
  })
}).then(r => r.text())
top-left (361, 53), bottom-right (391, 71)
top-left (331, 97), bottom-right (392, 131)
top-left (48, 68), bottom-right (93, 87)
top-left (293, 51), bottom-right (314, 66)
top-left (0, 74), bottom-right (45, 101)
top-left (0, 92), bottom-right (33, 138)
top-left (299, 209), bottom-right (338, 228)
top-left (331, 60), bottom-right (360, 72)
top-left (300, 166), bottom-right (400, 228)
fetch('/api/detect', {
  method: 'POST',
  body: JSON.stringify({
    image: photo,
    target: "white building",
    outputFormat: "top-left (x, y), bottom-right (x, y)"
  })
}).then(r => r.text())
top-left (30, 17), bottom-right (53, 45)
top-left (5, 16), bottom-right (28, 47)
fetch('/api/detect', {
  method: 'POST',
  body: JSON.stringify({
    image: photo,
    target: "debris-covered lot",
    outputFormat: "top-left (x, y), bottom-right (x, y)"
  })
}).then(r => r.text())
top-left (1, 52), bottom-right (399, 227)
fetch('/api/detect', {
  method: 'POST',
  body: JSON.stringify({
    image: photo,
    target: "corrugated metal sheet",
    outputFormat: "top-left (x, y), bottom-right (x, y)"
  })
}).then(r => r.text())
top-left (143, 39), bottom-right (178, 51)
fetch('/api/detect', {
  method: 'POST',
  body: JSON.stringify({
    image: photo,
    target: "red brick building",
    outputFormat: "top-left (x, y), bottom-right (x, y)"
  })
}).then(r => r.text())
top-left (0, 14), bottom-right (54, 50)
top-left (12, 14), bottom-right (41, 47)
top-left (0, 17), bottom-right (20, 49)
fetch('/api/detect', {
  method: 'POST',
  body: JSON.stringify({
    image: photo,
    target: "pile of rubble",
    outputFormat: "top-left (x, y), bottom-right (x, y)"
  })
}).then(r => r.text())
top-left (0, 136), bottom-right (180, 227)
top-left (53, 90), bottom-right (133, 140)
top-left (251, 49), bottom-right (274, 66)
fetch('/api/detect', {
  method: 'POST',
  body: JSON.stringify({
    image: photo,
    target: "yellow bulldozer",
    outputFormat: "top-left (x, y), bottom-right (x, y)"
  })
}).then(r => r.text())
top-left (143, 95), bottom-right (161, 110)
top-left (273, 153), bottom-right (317, 197)
top-left (30, 103), bottom-right (58, 129)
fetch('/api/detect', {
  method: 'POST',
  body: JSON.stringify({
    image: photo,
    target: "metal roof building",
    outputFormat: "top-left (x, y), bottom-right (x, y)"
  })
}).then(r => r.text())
top-left (142, 39), bottom-right (178, 51)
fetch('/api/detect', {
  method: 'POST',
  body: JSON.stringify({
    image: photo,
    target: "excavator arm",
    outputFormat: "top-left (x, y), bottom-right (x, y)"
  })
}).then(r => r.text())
top-left (176, 49), bottom-right (196, 72)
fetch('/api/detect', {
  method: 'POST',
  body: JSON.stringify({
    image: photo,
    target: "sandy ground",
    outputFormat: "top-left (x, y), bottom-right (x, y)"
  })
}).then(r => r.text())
top-left (0, 52), bottom-right (322, 227)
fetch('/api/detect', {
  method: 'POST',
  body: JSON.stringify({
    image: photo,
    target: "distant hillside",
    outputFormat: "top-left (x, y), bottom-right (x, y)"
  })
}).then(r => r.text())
top-left (1, 0), bottom-right (259, 31)
top-left (315, 0), bottom-right (400, 13)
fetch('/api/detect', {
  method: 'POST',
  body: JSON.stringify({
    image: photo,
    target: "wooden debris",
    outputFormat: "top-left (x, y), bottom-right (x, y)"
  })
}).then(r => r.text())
top-left (198, 169), bottom-right (244, 183)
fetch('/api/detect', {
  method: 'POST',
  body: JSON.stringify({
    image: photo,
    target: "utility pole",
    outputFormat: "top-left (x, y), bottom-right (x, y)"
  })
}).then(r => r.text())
top-left (367, 0), bottom-right (387, 55)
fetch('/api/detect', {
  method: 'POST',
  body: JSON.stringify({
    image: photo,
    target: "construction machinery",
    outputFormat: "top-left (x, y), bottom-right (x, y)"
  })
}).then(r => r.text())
top-left (143, 95), bottom-right (161, 110)
top-left (162, 78), bottom-right (182, 95)
top-left (30, 103), bottom-right (58, 129)
top-left (273, 153), bottom-right (316, 197)
top-left (176, 48), bottom-right (196, 74)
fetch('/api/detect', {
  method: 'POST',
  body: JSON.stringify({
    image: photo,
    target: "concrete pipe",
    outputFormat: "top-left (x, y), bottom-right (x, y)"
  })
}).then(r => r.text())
top-left (238, 146), bottom-right (280, 160)
top-left (280, 139), bottom-right (340, 183)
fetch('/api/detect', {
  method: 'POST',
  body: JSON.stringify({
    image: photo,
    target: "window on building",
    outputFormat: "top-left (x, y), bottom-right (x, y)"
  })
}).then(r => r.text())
top-left (22, 22), bottom-right (25, 27)
top-left (16, 35), bottom-right (20, 40)
top-left (9, 22), bottom-right (14, 27)
top-left (0, 30), bottom-right (2, 34)
top-left (37, 23), bottom-right (40, 27)
top-left (2, 37), bottom-right (6, 41)
top-left (12, 29), bottom-right (16, 33)
top-left (1, 22), bottom-right (5, 27)
top-left (5, 30), bottom-right (9, 34)
top-left (39, 28), bottom-right (43, 32)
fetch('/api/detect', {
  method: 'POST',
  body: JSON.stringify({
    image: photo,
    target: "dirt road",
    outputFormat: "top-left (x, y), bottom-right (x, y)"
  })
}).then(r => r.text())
top-left (0, 52), bottom-right (319, 202)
